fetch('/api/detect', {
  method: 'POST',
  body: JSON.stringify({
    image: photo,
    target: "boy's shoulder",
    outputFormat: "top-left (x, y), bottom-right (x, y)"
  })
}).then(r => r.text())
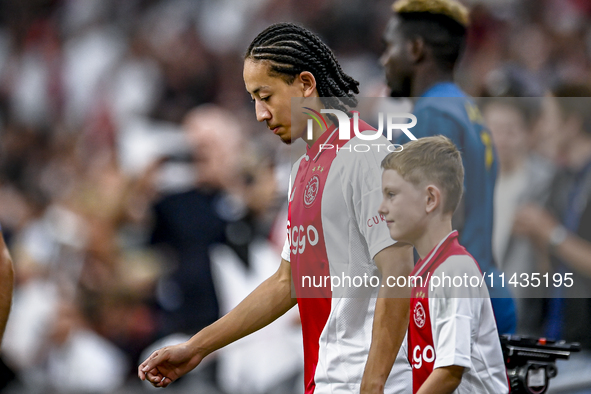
top-left (434, 253), bottom-right (481, 276)
top-left (430, 251), bottom-right (488, 299)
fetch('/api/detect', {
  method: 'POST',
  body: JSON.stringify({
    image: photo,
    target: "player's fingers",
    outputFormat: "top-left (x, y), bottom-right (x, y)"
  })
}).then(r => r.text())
top-left (160, 377), bottom-right (172, 388)
top-left (138, 355), bottom-right (153, 379)
top-left (149, 375), bottom-right (172, 388)
top-left (140, 348), bottom-right (168, 374)
top-left (138, 361), bottom-right (151, 380)
top-left (146, 370), bottom-right (164, 384)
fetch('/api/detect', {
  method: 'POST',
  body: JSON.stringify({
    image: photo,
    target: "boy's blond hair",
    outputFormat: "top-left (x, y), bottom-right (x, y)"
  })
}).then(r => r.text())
top-left (382, 136), bottom-right (464, 213)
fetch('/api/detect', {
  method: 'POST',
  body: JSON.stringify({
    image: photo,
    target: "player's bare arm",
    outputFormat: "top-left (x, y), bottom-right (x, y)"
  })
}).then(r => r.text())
top-left (514, 203), bottom-right (591, 276)
top-left (360, 242), bottom-right (413, 394)
top-left (0, 232), bottom-right (14, 349)
top-left (138, 258), bottom-right (296, 388)
top-left (415, 366), bottom-right (464, 394)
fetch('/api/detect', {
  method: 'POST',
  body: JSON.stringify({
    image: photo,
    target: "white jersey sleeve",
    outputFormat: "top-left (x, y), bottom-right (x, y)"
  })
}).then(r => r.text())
top-left (429, 255), bottom-right (484, 370)
top-left (281, 156), bottom-right (305, 263)
top-left (428, 255), bottom-right (508, 394)
top-left (280, 237), bottom-right (290, 262)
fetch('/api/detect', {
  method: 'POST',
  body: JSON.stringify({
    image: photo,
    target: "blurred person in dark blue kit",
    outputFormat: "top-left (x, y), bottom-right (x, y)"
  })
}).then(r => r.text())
top-left (381, 0), bottom-right (516, 334)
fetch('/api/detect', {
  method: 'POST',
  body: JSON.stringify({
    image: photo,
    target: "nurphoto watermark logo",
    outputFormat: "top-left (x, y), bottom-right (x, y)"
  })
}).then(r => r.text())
top-left (304, 109), bottom-right (418, 141)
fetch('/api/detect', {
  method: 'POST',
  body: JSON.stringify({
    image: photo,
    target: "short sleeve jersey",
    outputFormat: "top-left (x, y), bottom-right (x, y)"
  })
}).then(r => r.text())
top-left (281, 118), bottom-right (411, 394)
top-left (408, 231), bottom-right (509, 394)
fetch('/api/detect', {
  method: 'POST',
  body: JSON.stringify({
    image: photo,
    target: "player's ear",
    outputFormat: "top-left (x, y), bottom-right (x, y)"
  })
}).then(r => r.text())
top-left (298, 71), bottom-right (317, 98)
top-left (408, 36), bottom-right (425, 64)
top-left (425, 184), bottom-right (441, 214)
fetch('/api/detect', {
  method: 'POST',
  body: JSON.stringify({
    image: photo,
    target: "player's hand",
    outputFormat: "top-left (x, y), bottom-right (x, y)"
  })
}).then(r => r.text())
top-left (513, 204), bottom-right (558, 247)
top-left (138, 341), bottom-right (203, 388)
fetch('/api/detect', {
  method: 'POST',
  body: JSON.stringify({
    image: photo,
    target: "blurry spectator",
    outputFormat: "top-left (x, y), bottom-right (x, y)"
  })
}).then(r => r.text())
top-left (482, 97), bottom-right (555, 335)
top-left (514, 83), bottom-right (591, 349)
top-left (149, 105), bottom-right (243, 337)
top-left (44, 297), bottom-right (129, 393)
top-left (147, 104), bottom-right (273, 392)
top-left (141, 3), bottom-right (218, 123)
top-left (3, 286), bottom-right (129, 393)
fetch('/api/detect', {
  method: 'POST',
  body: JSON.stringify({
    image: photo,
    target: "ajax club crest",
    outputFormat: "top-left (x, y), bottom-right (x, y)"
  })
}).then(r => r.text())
top-left (304, 175), bottom-right (320, 207)
top-left (414, 301), bottom-right (426, 328)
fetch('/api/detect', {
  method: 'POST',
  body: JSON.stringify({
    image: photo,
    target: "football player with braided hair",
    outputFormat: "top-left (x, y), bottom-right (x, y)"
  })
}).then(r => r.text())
top-left (245, 22), bottom-right (359, 116)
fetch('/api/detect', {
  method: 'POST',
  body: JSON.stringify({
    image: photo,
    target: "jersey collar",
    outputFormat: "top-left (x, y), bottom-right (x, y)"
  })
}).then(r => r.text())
top-left (421, 82), bottom-right (465, 98)
top-left (307, 123), bottom-right (339, 162)
top-left (412, 230), bottom-right (459, 277)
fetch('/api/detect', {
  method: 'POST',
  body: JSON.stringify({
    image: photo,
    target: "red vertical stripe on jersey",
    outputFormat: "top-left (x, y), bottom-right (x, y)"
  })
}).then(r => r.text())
top-left (409, 231), bottom-right (469, 393)
top-left (289, 120), bottom-right (374, 393)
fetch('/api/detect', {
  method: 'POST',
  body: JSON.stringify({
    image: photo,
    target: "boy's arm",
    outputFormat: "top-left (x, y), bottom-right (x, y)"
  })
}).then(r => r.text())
top-left (416, 366), bottom-right (464, 394)
top-left (139, 258), bottom-right (296, 387)
top-left (360, 242), bottom-right (413, 394)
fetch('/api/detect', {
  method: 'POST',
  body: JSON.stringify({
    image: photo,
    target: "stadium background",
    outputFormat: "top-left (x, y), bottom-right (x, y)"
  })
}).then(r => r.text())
top-left (0, 0), bottom-right (591, 393)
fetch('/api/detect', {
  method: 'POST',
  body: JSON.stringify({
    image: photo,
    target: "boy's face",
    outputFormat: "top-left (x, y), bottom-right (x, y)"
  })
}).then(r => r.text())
top-left (243, 58), bottom-right (309, 145)
top-left (378, 169), bottom-right (428, 244)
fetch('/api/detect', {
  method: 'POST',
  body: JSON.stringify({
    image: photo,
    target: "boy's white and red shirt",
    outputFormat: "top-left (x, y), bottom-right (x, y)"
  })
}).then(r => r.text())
top-left (409, 230), bottom-right (509, 394)
top-left (281, 119), bottom-right (411, 394)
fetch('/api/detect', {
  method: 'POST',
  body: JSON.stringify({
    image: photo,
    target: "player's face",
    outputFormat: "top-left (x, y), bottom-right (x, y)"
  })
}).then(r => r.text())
top-left (378, 169), bottom-right (428, 244)
top-left (243, 59), bottom-right (308, 144)
top-left (381, 16), bottom-right (413, 98)
top-left (483, 102), bottom-right (529, 170)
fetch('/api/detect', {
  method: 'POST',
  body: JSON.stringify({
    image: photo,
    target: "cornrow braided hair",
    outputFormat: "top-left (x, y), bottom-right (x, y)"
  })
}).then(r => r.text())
top-left (245, 22), bottom-right (360, 114)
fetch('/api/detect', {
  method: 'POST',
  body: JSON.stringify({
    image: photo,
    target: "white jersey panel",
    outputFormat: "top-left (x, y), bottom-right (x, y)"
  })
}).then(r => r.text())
top-left (314, 133), bottom-right (410, 394)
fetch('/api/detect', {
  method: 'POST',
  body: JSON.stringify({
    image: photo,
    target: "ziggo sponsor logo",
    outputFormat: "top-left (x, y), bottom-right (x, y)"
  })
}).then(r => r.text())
top-left (289, 216), bottom-right (386, 256)
top-left (412, 345), bottom-right (435, 369)
top-left (288, 221), bottom-right (319, 255)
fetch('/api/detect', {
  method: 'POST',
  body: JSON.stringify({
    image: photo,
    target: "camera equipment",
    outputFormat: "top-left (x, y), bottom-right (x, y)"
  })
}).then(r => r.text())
top-left (501, 334), bottom-right (581, 394)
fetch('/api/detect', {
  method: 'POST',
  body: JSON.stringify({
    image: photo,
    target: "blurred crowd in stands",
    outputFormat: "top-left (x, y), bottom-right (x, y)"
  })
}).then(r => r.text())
top-left (1, 0), bottom-right (591, 392)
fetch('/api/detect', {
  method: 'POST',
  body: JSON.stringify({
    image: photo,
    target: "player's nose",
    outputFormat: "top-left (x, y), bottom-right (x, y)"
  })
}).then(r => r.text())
top-left (380, 51), bottom-right (391, 68)
top-left (255, 101), bottom-right (271, 122)
top-left (378, 199), bottom-right (388, 216)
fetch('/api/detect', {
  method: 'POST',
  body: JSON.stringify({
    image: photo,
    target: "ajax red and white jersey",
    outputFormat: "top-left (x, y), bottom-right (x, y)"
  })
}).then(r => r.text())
top-left (281, 119), bottom-right (411, 394)
top-left (409, 231), bottom-right (509, 394)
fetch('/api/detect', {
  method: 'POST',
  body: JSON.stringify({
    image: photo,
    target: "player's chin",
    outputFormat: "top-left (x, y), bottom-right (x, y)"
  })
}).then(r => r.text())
top-left (388, 86), bottom-right (406, 98)
top-left (279, 134), bottom-right (294, 145)
top-left (387, 78), bottom-right (410, 98)
top-left (388, 226), bottom-right (404, 242)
